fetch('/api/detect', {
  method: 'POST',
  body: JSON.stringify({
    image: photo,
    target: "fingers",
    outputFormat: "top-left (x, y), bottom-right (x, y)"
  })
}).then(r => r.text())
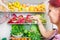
top-left (30, 16), bottom-right (36, 20)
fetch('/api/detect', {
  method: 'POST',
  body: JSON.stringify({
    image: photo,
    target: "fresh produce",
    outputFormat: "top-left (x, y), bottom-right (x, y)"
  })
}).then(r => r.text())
top-left (8, 1), bottom-right (23, 12)
top-left (7, 1), bottom-right (46, 12)
top-left (23, 24), bottom-right (42, 40)
top-left (11, 24), bottom-right (24, 35)
top-left (17, 15), bottom-right (25, 23)
top-left (28, 32), bottom-right (42, 40)
top-left (36, 4), bottom-right (45, 12)
top-left (25, 15), bottom-right (32, 23)
top-left (10, 14), bottom-right (46, 40)
top-left (8, 14), bottom-right (46, 24)
top-left (35, 14), bottom-right (46, 24)
top-left (11, 37), bottom-right (31, 40)
top-left (28, 6), bottom-right (35, 12)
top-left (8, 14), bottom-right (36, 24)
top-left (11, 24), bottom-right (43, 40)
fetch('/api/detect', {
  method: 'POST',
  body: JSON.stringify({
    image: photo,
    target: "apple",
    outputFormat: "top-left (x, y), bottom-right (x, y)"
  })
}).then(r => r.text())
top-left (17, 18), bottom-right (25, 23)
top-left (18, 15), bottom-right (23, 19)
top-left (8, 13), bottom-right (17, 23)
top-left (17, 15), bottom-right (25, 23)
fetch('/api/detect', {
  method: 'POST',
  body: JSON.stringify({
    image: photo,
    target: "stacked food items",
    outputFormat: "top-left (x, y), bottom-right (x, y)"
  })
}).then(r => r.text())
top-left (8, 14), bottom-right (46, 40)
top-left (8, 1), bottom-right (46, 12)
top-left (8, 14), bottom-right (46, 24)
top-left (8, 14), bottom-right (37, 24)
top-left (11, 37), bottom-right (31, 40)
top-left (11, 24), bottom-right (43, 40)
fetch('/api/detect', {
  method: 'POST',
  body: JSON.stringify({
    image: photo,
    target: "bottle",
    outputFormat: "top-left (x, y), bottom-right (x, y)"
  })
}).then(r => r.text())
top-left (2, 37), bottom-right (7, 40)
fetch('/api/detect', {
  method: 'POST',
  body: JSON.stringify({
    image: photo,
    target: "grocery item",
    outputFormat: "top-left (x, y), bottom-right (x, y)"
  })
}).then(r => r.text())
top-left (8, 14), bottom-right (37, 24)
top-left (11, 24), bottom-right (43, 40)
top-left (2, 38), bottom-right (7, 40)
top-left (25, 15), bottom-right (32, 23)
top-left (9, 14), bottom-right (46, 40)
top-left (28, 6), bottom-right (35, 12)
top-left (7, 1), bottom-right (46, 12)
top-left (11, 37), bottom-right (31, 40)
top-left (0, 0), bottom-right (46, 40)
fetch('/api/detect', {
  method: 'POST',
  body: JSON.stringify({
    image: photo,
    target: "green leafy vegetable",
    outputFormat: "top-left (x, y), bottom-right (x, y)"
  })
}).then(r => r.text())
top-left (11, 23), bottom-right (43, 40)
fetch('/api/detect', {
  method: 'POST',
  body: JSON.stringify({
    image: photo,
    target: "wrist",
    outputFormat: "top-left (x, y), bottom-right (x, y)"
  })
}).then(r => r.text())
top-left (37, 19), bottom-right (42, 24)
top-left (37, 19), bottom-right (41, 22)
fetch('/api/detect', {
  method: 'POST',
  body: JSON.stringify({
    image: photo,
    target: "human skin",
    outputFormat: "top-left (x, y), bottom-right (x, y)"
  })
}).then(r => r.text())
top-left (48, 5), bottom-right (60, 33)
top-left (31, 4), bottom-right (60, 39)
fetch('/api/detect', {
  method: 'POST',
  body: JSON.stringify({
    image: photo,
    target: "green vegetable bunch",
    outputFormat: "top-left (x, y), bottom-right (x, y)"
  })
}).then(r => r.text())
top-left (11, 24), bottom-right (24, 35)
top-left (11, 24), bottom-right (43, 40)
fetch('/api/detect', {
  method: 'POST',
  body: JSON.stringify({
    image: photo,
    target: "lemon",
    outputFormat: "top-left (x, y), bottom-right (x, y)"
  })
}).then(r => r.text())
top-left (25, 7), bottom-right (29, 12)
top-left (8, 3), bottom-right (12, 6)
top-left (8, 3), bottom-right (12, 8)
top-left (36, 4), bottom-right (46, 12)
top-left (38, 8), bottom-right (45, 12)
top-left (14, 1), bottom-right (21, 8)
top-left (29, 6), bottom-right (35, 12)
top-left (18, 7), bottom-right (23, 12)
top-left (34, 7), bottom-right (38, 12)
top-left (10, 5), bottom-right (14, 9)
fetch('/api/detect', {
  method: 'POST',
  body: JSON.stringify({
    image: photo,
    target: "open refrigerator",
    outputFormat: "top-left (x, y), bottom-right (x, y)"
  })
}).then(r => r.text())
top-left (0, 0), bottom-right (54, 40)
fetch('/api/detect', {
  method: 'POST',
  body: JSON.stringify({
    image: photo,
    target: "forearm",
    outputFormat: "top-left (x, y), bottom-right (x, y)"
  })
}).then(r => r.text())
top-left (37, 19), bottom-right (54, 38)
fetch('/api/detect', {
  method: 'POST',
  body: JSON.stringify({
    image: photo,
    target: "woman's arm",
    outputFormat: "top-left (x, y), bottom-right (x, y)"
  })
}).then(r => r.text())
top-left (37, 19), bottom-right (55, 38)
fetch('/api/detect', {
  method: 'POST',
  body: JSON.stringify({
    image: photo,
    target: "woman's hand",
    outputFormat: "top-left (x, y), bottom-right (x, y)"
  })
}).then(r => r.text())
top-left (31, 15), bottom-right (40, 21)
top-left (31, 15), bottom-right (42, 24)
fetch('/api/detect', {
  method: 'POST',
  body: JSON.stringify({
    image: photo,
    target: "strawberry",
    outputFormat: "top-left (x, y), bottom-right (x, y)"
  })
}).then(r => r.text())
top-left (18, 15), bottom-right (23, 19)
top-left (8, 13), bottom-right (17, 23)
top-left (26, 14), bottom-right (32, 23)
top-left (26, 14), bottom-right (31, 18)
top-left (17, 15), bottom-right (25, 23)
top-left (12, 13), bottom-right (17, 18)
top-left (17, 18), bottom-right (25, 23)
top-left (8, 20), bottom-right (13, 23)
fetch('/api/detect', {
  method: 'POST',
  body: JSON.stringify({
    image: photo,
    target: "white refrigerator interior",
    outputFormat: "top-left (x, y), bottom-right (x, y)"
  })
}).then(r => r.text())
top-left (0, 0), bottom-right (55, 40)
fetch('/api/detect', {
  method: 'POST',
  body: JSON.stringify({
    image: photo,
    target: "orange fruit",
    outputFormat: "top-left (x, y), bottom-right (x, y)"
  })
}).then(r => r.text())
top-left (22, 4), bottom-right (27, 8)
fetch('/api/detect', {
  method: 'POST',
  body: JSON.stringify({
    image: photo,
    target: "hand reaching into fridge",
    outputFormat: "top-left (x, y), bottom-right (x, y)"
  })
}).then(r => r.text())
top-left (31, 15), bottom-right (43, 23)
top-left (30, 15), bottom-right (56, 39)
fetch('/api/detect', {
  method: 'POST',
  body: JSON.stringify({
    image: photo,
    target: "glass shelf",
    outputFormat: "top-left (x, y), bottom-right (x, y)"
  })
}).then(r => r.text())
top-left (0, 12), bottom-right (45, 13)
top-left (7, 21), bottom-right (38, 24)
